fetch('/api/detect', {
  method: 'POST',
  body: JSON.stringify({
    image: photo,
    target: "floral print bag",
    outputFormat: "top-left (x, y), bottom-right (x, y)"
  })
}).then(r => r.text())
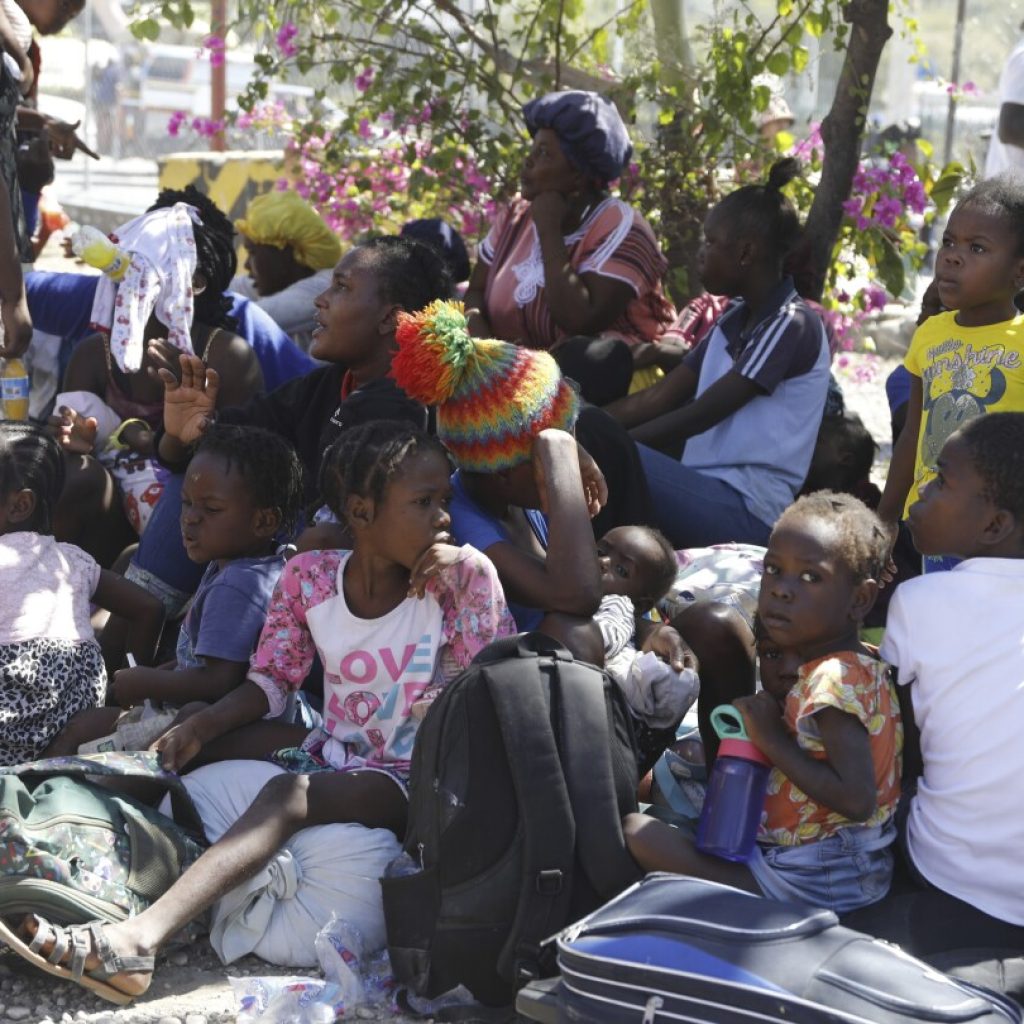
top-left (0, 752), bottom-right (206, 926)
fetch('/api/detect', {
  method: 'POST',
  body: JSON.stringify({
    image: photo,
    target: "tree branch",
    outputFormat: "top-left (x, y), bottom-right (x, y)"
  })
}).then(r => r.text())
top-left (799, 0), bottom-right (892, 301)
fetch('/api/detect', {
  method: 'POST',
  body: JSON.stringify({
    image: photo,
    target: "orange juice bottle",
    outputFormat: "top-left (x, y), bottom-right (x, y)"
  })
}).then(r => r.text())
top-left (1, 358), bottom-right (30, 420)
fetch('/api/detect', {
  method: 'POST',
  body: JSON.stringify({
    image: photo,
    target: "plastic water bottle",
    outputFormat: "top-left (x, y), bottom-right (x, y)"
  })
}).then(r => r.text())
top-left (696, 705), bottom-right (771, 863)
top-left (1, 358), bottom-right (29, 421)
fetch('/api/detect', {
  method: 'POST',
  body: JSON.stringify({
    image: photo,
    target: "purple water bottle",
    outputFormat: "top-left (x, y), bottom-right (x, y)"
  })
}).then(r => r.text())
top-left (696, 705), bottom-right (771, 863)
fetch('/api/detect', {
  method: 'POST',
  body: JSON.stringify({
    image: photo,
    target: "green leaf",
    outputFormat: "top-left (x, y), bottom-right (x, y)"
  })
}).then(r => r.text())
top-left (766, 51), bottom-right (790, 76)
top-left (130, 18), bottom-right (161, 41)
top-left (777, 0), bottom-right (793, 15)
top-left (875, 234), bottom-right (906, 298)
top-left (792, 46), bottom-right (809, 73)
top-left (929, 164), bottom-right (965, 214)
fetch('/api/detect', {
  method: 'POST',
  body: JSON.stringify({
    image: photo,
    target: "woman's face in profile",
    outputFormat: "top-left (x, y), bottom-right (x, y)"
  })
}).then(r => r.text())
top-left (520, 128), bottom-right (578, 200)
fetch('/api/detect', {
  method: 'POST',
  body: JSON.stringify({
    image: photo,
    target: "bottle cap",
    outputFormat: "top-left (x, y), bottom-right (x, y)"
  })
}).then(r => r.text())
top-left (718, 737), bottom-right (772, 766)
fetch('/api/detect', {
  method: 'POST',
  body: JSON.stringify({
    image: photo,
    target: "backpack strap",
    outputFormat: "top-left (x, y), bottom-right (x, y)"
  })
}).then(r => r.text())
top-left (557, 663), bottom-right (642, 900)
top-left (484, 653), bottom-right (576, 987)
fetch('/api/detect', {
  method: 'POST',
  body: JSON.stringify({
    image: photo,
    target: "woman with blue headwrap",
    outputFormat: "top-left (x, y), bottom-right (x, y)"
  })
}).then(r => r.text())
top-left (463, 90), bottom-right (675, 405)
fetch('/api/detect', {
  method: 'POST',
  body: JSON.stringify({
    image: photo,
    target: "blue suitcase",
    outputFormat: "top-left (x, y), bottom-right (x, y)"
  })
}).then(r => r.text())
top-left (516, 874), bottom-right (1022, 1023)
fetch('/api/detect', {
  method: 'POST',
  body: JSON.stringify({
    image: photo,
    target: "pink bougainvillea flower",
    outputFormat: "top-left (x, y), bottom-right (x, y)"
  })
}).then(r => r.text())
top-left (167, 110), bottom-right (188, 137)
top-left (354, 66), bottom-right (375, 92)
top-left (276, 22), bottom-right (299, 57)
top-left (203, 35), bottom-right (226, 68)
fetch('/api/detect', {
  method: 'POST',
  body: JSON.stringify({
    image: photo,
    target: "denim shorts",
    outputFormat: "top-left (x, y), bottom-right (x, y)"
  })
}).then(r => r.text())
top-left (748, 821), bottom-right (896, 914)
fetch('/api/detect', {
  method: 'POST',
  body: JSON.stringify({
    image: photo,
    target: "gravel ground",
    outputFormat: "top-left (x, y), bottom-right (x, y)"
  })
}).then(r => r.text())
top-left (0, 941), bottom-right (428, 1023)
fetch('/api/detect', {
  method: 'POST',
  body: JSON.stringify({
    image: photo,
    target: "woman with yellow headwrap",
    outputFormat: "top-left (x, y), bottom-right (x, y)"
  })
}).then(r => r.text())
top-left (232, 190), bottom-right (341, 352)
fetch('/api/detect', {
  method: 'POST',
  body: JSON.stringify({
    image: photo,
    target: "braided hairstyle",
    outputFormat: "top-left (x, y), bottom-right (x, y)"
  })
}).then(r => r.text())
top-left (148, 185), bottom-right (237, 330)
top-left (357, 235), bottom-right (454, 308)
top-left (715, 157), bottom-right (803, 264)
top-left (0, 423), bottom-right (65, 534)
top-left (319, 420), bottom-right (450, 525)
top-left (193, 423), bottom-right (305, 536)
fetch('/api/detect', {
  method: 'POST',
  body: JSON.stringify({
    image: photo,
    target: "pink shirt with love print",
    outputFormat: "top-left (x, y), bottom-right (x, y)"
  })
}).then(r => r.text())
top-left (248, 545), bottom-right (515, 775)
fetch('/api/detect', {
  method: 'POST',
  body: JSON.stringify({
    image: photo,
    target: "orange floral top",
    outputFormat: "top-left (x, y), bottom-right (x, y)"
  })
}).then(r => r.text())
top-left (760, 651), bottom-right (902, 848)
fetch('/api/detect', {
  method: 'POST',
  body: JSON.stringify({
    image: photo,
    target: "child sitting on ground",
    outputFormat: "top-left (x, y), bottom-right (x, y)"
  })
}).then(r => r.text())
top-left (596, 525), bottom-right (699, 730)
top-left (106, 424), bottom-right (304, 717)
top-left (0, 424), bottom-right (163, 763)
top-left (624, 491), bottom-right (902, 914)
top-left (17, 420), bottom-right (516, 1005)
top-left (880, 412), bottom-right (1024, 930)
top-left (878, 177), bottom-right (1024, 573)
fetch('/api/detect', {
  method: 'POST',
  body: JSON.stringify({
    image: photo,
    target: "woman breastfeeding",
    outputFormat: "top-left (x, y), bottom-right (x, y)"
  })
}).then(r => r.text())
top-left (463, 89), bottom-right (675, 405)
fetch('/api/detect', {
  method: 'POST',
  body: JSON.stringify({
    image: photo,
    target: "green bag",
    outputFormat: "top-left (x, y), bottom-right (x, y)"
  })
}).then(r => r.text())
top-left (0, 751), bottom-right (207, 925)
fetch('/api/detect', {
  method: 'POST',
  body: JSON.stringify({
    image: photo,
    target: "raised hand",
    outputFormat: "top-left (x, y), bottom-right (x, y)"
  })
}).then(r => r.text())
top-left (159, 353), bottom-right (219, 444)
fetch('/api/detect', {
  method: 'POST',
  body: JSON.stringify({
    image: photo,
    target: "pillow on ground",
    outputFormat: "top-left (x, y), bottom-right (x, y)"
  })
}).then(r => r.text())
top-left (160, 760), bottom-right (402, 967)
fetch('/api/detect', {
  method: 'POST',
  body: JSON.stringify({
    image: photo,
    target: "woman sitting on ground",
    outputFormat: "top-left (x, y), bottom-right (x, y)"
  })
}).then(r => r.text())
top-left (463, 89), bottom-right (675, 405)
top-left (231, 190), bottom-right (342, 353)
top-left (50, 187), bottom-right (264, 568)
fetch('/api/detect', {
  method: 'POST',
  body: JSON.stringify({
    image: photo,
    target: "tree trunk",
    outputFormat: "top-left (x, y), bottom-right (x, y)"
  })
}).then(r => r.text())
top-left (798, 0), bottom-right (893, 302)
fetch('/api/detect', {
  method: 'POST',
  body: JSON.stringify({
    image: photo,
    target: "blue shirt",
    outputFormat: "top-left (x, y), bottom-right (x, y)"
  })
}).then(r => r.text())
top-left (24, 271), bottom-right (315, 392)
top-left (176, 554), bottom-right (284, 669)
top-left (449, 471), bottom-right (547, 631)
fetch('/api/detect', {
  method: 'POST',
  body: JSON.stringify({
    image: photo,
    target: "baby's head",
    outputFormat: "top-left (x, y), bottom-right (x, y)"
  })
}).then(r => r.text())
top-left (181, 425), bottom-right (304, 564)
top-left (908, 412), bottom-right (1024, 560)
top-left (597, 525), bottom-right (677, 611)
top-left (0, 423), bottom-right (64, 536)
top-left (759, 491), bottom-right (887, 654)
top-left (802, 410), bottom-right (877, 496)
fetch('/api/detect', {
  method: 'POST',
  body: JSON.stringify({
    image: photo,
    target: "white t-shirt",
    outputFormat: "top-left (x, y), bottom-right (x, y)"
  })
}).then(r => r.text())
top-left (880, 558), bottom-right (1024, 924)
top-left (0, 532), bottom-right (100, 644)
top-left (986, 35), bottom-right (1024, 178)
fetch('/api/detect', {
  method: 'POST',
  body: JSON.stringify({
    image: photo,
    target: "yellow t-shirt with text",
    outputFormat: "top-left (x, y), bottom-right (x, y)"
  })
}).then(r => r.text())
top-left (903, 311), bottom-right (1024, 514)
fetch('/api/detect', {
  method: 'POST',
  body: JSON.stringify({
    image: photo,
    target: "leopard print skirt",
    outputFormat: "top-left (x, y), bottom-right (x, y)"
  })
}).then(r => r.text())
top-left (0, 639), bottom-right (107, 765)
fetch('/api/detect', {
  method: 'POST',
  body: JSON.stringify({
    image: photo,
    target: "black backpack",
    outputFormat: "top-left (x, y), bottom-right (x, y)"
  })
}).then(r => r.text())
top-left (381, 633), bottom-right (642, 1007)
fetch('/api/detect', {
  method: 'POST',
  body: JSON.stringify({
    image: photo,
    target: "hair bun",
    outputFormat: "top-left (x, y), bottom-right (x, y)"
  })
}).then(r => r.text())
top-left (766, 156), bottom-right (800, 192)
top-left (392, 300), bottom-right (476, 404)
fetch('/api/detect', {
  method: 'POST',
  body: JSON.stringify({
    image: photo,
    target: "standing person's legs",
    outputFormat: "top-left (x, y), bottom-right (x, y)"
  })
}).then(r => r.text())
top-left (23, 769), bottom-right (406, 1001)
top-left (638, 444), bottom-right (772, 548)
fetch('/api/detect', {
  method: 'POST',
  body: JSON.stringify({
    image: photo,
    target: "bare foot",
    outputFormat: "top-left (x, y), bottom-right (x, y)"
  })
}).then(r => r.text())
top-left (22, 915), bottom-right (154, 1000)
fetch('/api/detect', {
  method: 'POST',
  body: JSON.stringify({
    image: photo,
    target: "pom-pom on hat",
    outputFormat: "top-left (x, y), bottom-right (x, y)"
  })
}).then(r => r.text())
top-left (235, 190), bottom-right (341, 271)
top-left (390, 300), bottom-right (580, 473)
top-left (522, 90), bottom-right (633, 186)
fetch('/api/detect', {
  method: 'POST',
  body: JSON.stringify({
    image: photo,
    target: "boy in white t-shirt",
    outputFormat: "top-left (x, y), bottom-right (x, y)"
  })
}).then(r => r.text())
top-left (880, 412), bottom-right (1024, 927)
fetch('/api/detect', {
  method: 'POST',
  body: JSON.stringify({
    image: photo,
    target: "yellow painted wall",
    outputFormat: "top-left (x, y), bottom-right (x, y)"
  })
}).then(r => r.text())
top-left (157, 150), bottom-right (288, 226)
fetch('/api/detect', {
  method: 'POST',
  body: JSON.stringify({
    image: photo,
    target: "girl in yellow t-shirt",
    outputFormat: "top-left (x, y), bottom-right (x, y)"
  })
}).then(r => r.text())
top-left (879, 178), bottom-right (1024, 570)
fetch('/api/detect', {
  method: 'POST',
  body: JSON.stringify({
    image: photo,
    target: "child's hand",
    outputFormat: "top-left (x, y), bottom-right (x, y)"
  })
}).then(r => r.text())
top-left (576, 442), bottom-right (608, 519)
top-left (408, 543), bottom-right (464, 598)
top-left (160, 353), bottom-right (219, 444)
top-left (151, 717), bottom-right (204, 772)
top-left (111, 667), bottom-right (146, 709)
top-left (734, 691), bottom-right (786, 753)
top-left (877, 520), bottom-right (899, 589)
top-left (641, 623), bottom-right (698, 674)
top-left (48, 405), bottom-right (98, 454)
